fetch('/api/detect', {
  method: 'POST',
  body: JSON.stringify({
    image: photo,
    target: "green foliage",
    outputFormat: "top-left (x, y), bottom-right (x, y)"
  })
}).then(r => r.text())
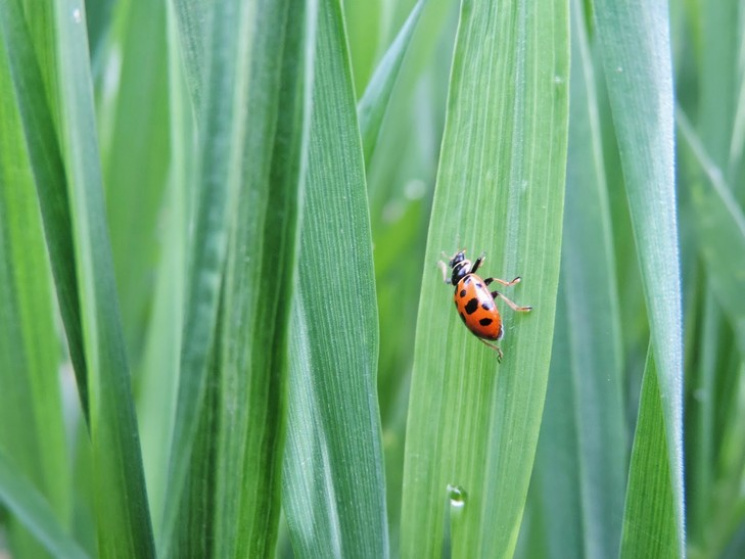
top-left (1, 0), bottom-right (743, 557)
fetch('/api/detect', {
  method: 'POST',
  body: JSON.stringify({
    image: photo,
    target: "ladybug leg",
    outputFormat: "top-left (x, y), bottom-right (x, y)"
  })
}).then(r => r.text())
top-left (477, 338), bottom-right (503, 362)
top-left (491, 290), bottom-right (532, 312)
top-left (469, 252), bottom-right (487, 274)
top-left (484, 276), bottom-right (522, 287)
top-left (438, 260), bottom-right (451, 284)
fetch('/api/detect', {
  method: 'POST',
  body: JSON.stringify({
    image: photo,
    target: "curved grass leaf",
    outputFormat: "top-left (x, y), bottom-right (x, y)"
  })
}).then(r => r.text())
top-left (136, 2), bottom-right (192, 538)
top-left (593, 1), bottom-right (684, 551)
top-left (400, 0), bottom-right (569, 556)
top-left (282, 0), bottom-right (389, 556)
top-left (0, 38), bottom-right (71, 556)
top-left (0, 450), bottom-right (87, 559)
top-left (678, 110), bottom-right (745, 346)
top-left (620, 347), bottom-right (678, 558)
top-left (0, 0), bottom-right (88, 419)
top-left (357, 0), bottom-right (424, 164)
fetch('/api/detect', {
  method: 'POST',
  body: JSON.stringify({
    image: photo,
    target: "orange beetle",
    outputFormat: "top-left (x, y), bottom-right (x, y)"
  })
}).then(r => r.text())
top-left (438, 249), bottom-right (532, 361)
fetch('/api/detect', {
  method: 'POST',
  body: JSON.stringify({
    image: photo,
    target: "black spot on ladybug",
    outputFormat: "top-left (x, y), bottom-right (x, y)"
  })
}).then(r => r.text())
top-left (479, 318), bottom-right (493, 326)
top-left (465, 298), bottom-right (479, 315)
top-left (476, 283), bottom-right (483, 288)
top-left (481, 301), bottom-right (494, 311)
top-left (459, 312), bottom-right (466, 323)
top-left (459, 289), bottom-right (467, 298)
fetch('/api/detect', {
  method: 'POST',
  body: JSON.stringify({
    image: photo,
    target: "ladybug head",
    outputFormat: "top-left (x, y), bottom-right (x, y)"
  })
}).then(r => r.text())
top-left (449, 250), bottom-right (470, 284)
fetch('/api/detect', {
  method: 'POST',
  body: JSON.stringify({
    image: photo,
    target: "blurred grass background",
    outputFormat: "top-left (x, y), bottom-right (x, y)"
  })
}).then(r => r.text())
top-left (0, 0), bottom-right (744, 557)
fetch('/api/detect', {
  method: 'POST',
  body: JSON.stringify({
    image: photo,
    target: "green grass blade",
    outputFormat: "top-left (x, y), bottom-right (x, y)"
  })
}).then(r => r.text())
top-left (103, 0), bottom-right (170, 364)
top-left (136, 2), bottom-right (192, 537)
top-left (0, 450), bottom-right (88, 559)
top-left (162, 1), bottom-right (316, 556)
top-left (0, 0), bottom-right (89, 418)
top-left (526, 296), bottom-right (583, 558)
top-left (400, 0), bottom-right (569, 556)
top-left (212, 0), bottom-right (314, 556)
top-left (678, 109), bottom-right (745, 345)
top-left (620, 347), bottom-right (678, 558)
top-left (169, 0), bottom-right (209, 113)
top-left (357, 0), bottom-right (424, 164)
top-left (160, 0), bottom-right (245, 552)
top-left (593, 0), bottom-right (684, 551)
top-left (0, 37), bottom-right (71, 556)
top-left (51, 1), bottom-right (157, 555)
top-left (282, 0), bottom-right (389, 556)
top-left (1, 1), bottom-right (156, 556)
top-left (561, 1), bottom-right (627, 555)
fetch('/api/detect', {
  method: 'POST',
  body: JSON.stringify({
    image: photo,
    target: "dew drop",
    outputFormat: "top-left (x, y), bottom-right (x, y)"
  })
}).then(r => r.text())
top-left (72, 8), bottom-right (82, 23)
top-left (447, 484), bottom-right (467, 509)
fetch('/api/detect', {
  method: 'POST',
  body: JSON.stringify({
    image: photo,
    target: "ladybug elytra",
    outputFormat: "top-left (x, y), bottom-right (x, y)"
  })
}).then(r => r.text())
top-left (438, 249), bottom-right (532, 361)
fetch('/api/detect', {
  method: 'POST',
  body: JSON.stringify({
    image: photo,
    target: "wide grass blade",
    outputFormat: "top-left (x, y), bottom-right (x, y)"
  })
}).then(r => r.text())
top-left (400, 0), bottom-right (569, 556)
top-left (593, 0), bottom-right (684, 551)
top-left (620, 348), bottom-right (678, 558)
top-left (282, 0), bottom-right (389, 556)
top-left (162, 0), bottom-right (316, 556)
top-left (1, 1), bottom-right (156, 556)
top-left (211, 0), bottom-right (314, 556)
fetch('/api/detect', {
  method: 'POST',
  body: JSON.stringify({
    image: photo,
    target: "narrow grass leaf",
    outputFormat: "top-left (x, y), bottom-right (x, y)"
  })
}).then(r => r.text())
top-left (678, 110), bottom-right (745, 346)
top-left (526, 296), bottom-right (583, 558)
top-left (160, 0), bottom-right (245, 553)
top-left (562, 1), bottom-right (626, 555)
top-left (1, 1), bottom-right (155, 556)
top-left (169, 0), bottom-right (209, 114)
top-left (0, 450), bottom-right (87, 559)
top-left (282, 0), bottom-right (388, 556)
top-left (0, 0), bottom-right (88, 418)
top-left (357, 0), bottom-right (424, 164)
top-left (103, 0), bottom-right (170, 364)
top-left (593, 0), bottom-right (684, 549)
top-left (136, 2), bottom-right (192, 536)
top-left (0, 40), bottom-right (71, 556)
top-left (51, 0), bottom-right (156, 555)
top-left (620, 347), bottom-right (678, 558)
top-left (400, 0), bottom-right (569, 556)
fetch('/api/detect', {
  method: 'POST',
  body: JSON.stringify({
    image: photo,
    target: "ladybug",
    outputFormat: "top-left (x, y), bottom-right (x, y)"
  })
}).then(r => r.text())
top-left (439, 249), bottom-right (532, 361)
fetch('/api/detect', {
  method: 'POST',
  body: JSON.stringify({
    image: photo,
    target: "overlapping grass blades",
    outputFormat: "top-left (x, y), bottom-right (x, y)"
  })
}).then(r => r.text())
top-left (593, 0), bottom-right (684, 552)
top-left (1, 1), bottom-right (155, 556)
